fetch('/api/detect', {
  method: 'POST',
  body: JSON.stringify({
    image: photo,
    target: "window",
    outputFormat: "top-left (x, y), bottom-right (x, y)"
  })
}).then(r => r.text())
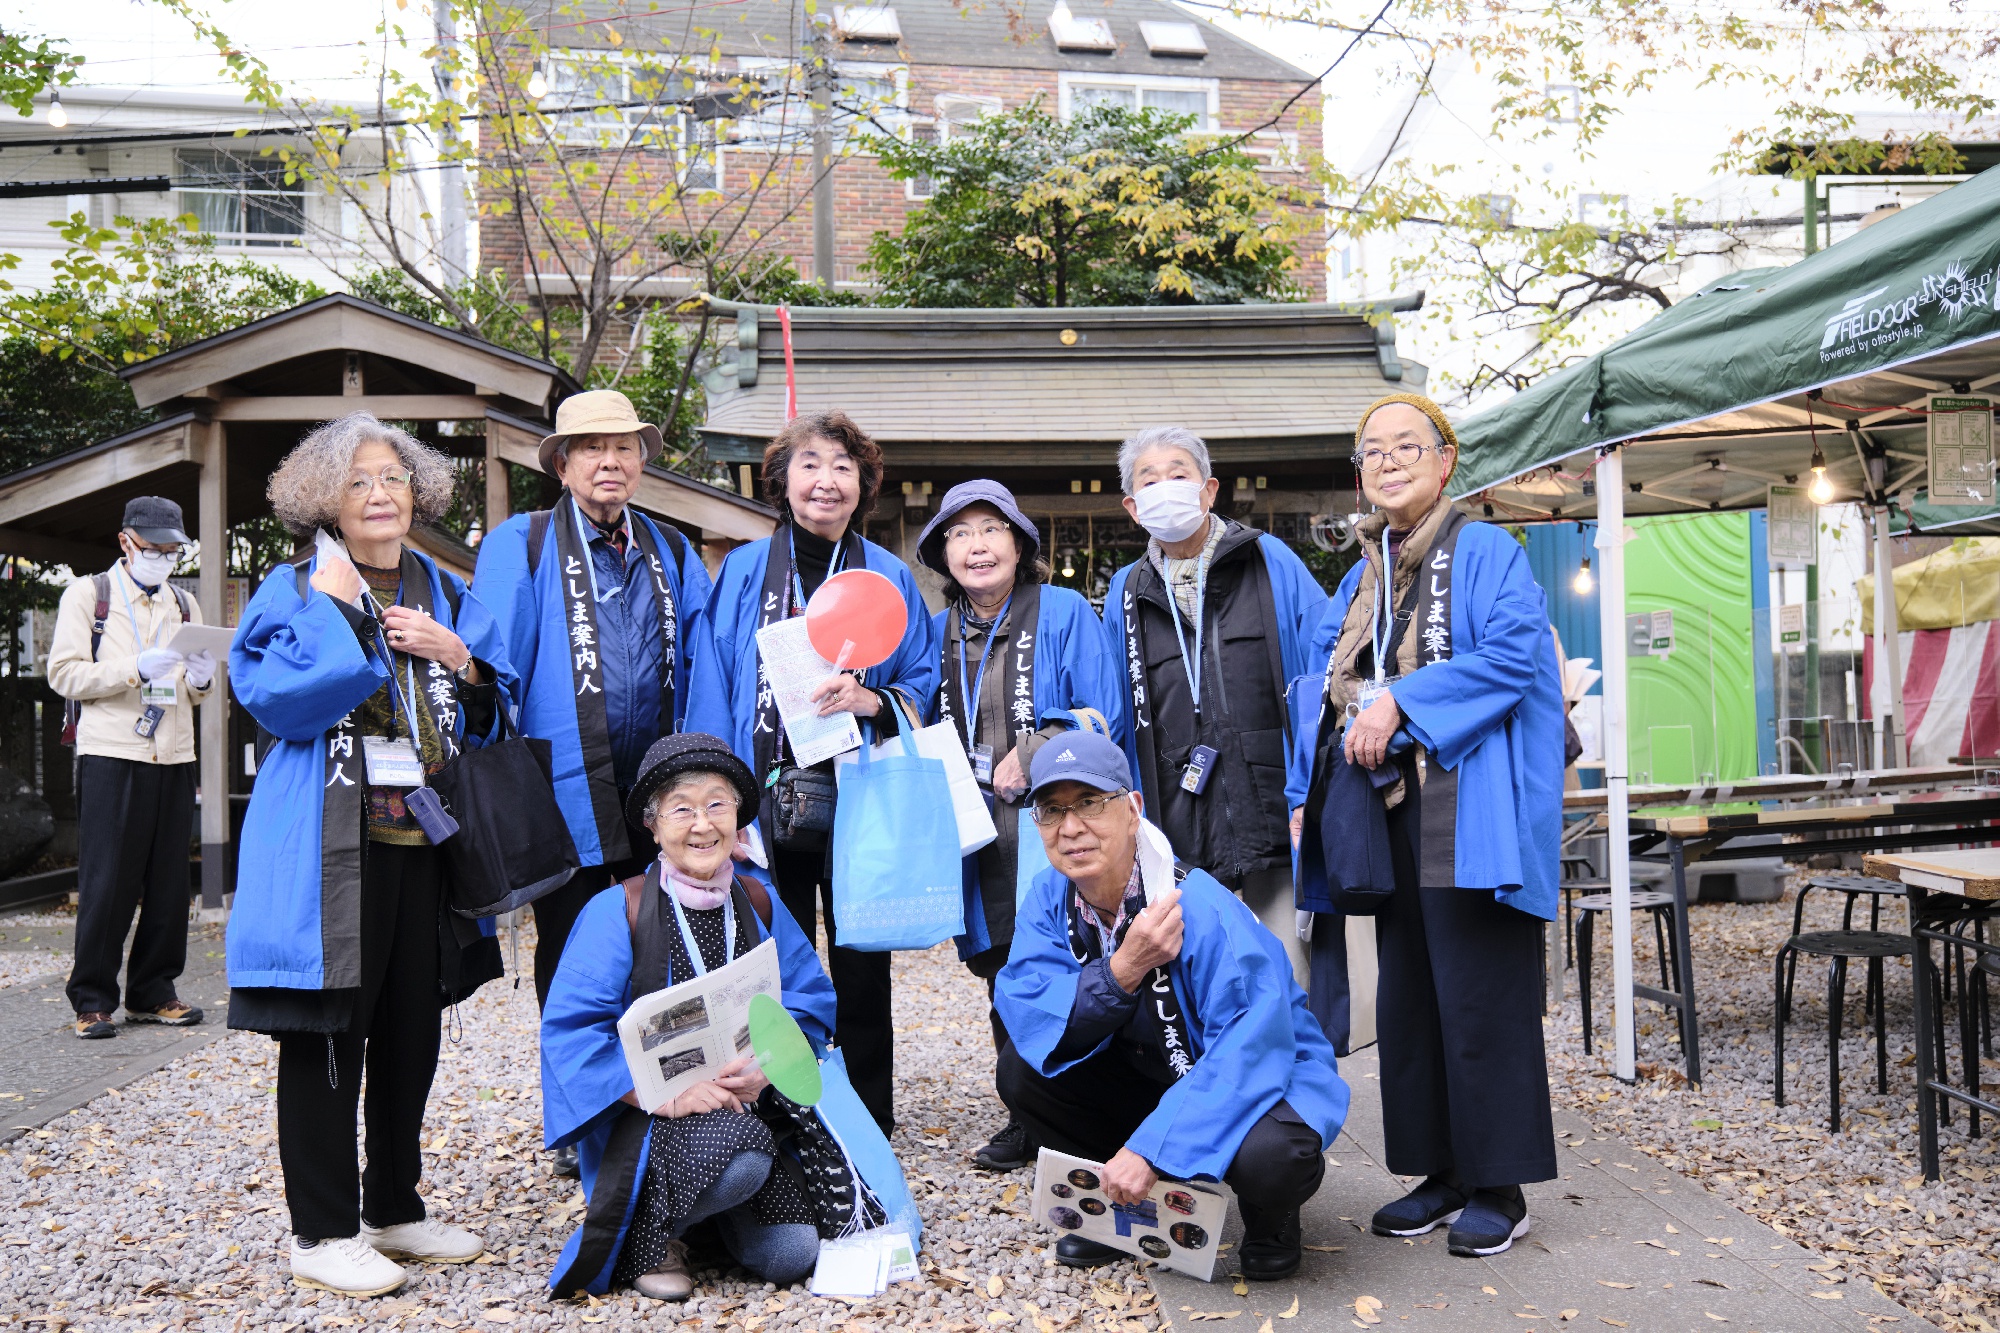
top-left (543, 51), bottom-right (705, 149)
top-left (1479, 193), bottom-right (1515, 226)
top-left (1059, 73), bottom-right (1217, 128)
top-left (1049, 2), bottom-right (1115, 51)
top-left (906, 94), bottom-right (999, 200)
top-left (730, 59), bottom-right (908, 152)
top-left (1139, 21), bottom-right (1206, 56)
top-left (1545, 83), bottom-right (1581, 123)
top-left (176, 150), bottom-right (304, 246)
top-left (1579, 193), bottom-right (1628, 229)
top-left (836, 4), bottom-right (901, 42)
top-left (679, 115), bottom-right (721, 191)
top-left (1242, 129), bottom-right (1301, 172)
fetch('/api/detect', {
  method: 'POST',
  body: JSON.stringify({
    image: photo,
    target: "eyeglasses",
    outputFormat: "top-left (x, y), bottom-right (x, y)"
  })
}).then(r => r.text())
top-left (656, 797), bottom-right (740, 828)
top-left (347, 467), bottom-right (414, 496)
top-left (1350, 442), bottom-right (1440, 473)
top-left (1029, 789), bottom-right (1130, 827)
top-left (944, 521), bottom-right (1013, 546)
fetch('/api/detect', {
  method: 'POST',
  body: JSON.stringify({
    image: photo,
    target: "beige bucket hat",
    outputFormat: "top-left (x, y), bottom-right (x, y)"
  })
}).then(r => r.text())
top-left (538, 390), bottom-right (665, 476)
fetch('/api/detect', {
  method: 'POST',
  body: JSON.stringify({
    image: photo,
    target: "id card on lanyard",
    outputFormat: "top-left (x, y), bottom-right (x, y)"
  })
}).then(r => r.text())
top-left (365, 581), bottom-right (428, 789)
top-left (120, 572), bottom-right (177, 709)
top-left (958, 596), bottom-right (1011, 786)
top-left (1166, 553), bottom-right (1216, 794)
top-left (1356, 527), bottom-right (1395, 714)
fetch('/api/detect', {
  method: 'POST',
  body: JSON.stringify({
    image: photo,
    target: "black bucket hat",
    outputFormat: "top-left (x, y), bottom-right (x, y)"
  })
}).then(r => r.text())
top-left (915, 479), bottom-right (1042, 578)
top-left (626, 733), bottom-right (761, 829)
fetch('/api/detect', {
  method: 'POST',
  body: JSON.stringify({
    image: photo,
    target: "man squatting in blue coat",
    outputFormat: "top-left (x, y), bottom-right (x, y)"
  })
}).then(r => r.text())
top-left (995, 732), bottom-right (1349, 1280)
top-left (472, 391), bottom-right (713, 1170)
top-left (1289, 394), bottom-right (1563, 1259)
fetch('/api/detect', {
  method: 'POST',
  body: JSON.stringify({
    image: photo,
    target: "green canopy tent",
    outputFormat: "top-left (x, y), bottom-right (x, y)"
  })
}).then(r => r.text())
top-left (1451, 164), bottom-right (2000, 1081)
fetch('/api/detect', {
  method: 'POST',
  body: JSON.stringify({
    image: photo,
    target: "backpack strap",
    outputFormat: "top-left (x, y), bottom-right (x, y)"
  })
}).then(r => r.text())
top-left (88, 572), bottom-right (111, 661)
top-left (526, 509), bottom-right (553, 577)
top-left (625, 871), bottom-right (775, 934)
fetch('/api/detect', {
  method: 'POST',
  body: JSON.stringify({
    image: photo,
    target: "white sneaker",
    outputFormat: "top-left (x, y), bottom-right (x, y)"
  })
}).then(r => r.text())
top-left (361, 1217), bottom-right (485, 1264)
top-left (291, 1235), bottom-right (408, 1297)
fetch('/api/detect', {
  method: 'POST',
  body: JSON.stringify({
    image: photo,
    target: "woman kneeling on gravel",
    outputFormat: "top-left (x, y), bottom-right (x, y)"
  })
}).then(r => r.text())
top-left (227, 414), bottom-right (518, 1297)
top-left (540, 733), bottom-right (837, 1301)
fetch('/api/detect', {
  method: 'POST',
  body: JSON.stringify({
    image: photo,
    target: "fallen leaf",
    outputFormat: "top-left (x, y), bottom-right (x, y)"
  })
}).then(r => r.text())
top-left (1184, 1313), bottom-right (1241, 1323)
top-left (1600, 1322), bottom-right (1628, 1329)
top-left (1002, 1183), bottom-right (1020, 1205)
top-left (1810, 1292), bottom-right (1843, 1301)
top-left (1634, 1240), bottom-right (1666, 1249)
top-left (1559, 1312), bottom-right (1579, 1322)
top-left (1302, 1245), bottom-right (1345, 1253)
top-left (1258, 1322), bottom-right (1273, 1333)
top-left (1234, 1280), bottom-right (1250, 1297)
top-left (1664, 1224), bottom-right (1679, 1234)
top-left (1278, 1297), bottom-right (1300, 1319)
top-left (1695, 1279), bottom-right (1729, 1290)
top-left (1483, 1286), bottom-right (1498, 1296)
top-left (1704, 1316), bottom-right (1728, 1324)
top-left (988, 1313), bottom-right (1013, 1326)
top-left (988, 1274), bottom-right (1005, 1298)
top-left (1597, 1282), bottom-right (1635, 1290)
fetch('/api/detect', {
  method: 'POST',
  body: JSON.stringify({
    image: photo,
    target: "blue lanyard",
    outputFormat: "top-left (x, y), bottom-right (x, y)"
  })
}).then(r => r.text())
top-left (790, 540), bottom-right (848, 616)
top-left (955, 595), bottom-right (1011, 753)
top-left (664, 872), bottom-right (737, 980)
top-left (1165, 552), bottom-right (1211, 717)
top-left (361, 577), bottom-right (424, 743)
top-left (115, 566), bottom-right (170, 653)
top-left (572, 502), bottom-right (631, 605)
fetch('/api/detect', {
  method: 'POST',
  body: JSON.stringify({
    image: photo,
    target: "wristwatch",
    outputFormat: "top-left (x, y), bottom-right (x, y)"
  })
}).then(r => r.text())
top-left (454, 656), bottom-right (476, 683)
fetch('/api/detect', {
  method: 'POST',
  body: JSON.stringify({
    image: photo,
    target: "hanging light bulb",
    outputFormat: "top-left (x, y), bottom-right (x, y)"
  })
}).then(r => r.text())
top-left (46, 92), bottom-right (67, 129)
top-left (526, 60), bottom-right (549, 100)
top-left (1060, 549), bottom-right (1076, 579)
top-left (1807, 442), bottom-right (1834, 505)
top-left (1572, 556), bottom-right (1594, 596)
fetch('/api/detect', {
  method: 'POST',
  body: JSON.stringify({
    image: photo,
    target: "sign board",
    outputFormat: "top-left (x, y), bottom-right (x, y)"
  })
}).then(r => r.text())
top-left (1928, 395), bottom-right (1995, 503)
top-left (1649, 609), bottom-right (1675, 659)
top-left (1766, 486), bottom-right (1816, 566)
top-left (1777, 602), bottom-right (1806, 652)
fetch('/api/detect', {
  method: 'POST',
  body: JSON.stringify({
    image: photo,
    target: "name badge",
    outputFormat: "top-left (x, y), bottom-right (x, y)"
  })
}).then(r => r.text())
top-left (970, 743), bottom-right (994, 785)
top-left (1357, 679), bottom-right (1391, 712)
top-left (363, 735), bottom-right (426, 788)
top-left (141, 679), bottom-right (177, 707)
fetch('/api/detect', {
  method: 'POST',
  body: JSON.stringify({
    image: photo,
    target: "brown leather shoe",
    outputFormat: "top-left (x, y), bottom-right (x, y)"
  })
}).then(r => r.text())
top-left (128, 999), bottom-right (203, 1026)
top-left (632, 1240), bottom-right (694, 1301)
top-left (74, 1012), bottom-right (117, 1039)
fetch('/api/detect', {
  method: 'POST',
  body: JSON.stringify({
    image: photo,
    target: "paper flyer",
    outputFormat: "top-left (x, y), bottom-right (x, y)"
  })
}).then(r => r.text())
top-left (1030, 1148), bottom-right (1226, 1281)
top-left (616, 938), bottom-right (782, 1113)
top-left (754, 616), bottom-right (864, 767)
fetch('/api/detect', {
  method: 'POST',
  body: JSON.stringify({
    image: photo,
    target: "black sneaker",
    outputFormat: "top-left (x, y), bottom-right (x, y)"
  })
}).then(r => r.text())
top-left (552, 1143), bottom-right (580, 1178)
top-left (973, 1119), bottom-right (1034, 1172)
top-left (1447, 1186), bottom-right (1530, 1257)
top-left (1239, 1206), bottom-right (1303, 1280)
top-left (1370, 1175), bottom-right (1468, 1237)
top-left (1055, 1234), bottom-right (1123, 1268)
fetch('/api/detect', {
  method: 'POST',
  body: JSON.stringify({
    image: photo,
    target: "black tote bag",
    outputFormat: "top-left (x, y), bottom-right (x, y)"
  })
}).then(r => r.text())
top-left (431, 708), bottom-right (581, 918)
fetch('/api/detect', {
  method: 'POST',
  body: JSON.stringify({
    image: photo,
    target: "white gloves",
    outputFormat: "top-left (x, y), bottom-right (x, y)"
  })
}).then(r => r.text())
top-left (183, 650), bottom-right (216, 690)
top-left (136, 647), bottom-right (185, 682)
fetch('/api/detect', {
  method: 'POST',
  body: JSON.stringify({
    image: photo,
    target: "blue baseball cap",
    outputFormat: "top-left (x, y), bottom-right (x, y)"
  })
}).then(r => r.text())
top-left (1028, 731), bottom-right (1132, 800)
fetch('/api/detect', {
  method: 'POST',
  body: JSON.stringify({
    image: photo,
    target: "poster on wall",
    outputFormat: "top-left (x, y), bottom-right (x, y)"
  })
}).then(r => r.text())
top-left (1649, 609), bottom-right (1675, 659)
top-left (1778, 603), bottom-right (1806, 652)
top-left (1928, 396), bottom-right (1995, 503)
top-left (1766, 486), bottom-right (1817, 566)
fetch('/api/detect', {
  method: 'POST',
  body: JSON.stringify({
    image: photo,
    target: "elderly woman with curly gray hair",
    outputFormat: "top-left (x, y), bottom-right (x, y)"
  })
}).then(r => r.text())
top-left (226, 412), bottom-right (522, 1299)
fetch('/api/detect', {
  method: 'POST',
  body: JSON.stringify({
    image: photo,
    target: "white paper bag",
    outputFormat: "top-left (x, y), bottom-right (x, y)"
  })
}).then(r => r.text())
top-left (836, 719), bottom-right (998, 856)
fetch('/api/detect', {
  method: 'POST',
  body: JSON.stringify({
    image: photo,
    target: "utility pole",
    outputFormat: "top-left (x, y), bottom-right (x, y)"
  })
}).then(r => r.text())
top-left (809, 16), bottom-right (836, 291)
top-left (433, 0), bottom-right (469, 286)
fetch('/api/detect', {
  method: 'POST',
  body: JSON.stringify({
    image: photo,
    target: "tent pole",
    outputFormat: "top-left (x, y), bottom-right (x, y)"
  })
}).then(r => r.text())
top-left (1873, 504), bottom-right (1907, 766)
top-left (198, 418), bottom-right (231, 913)
top-left (1595, 446), bottom-right (1637, 1083)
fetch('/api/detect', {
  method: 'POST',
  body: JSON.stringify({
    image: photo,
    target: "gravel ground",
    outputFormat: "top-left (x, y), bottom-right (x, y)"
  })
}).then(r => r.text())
top-left (0, 905), bottom-right (71, 991)
top-left (0, 916), bottom-right (1160, 1332)
top-left (1552, 880), bottom-right (2000, 1333)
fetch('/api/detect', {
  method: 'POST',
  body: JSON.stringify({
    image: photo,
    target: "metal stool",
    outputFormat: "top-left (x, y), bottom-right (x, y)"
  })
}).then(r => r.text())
top-left (1562, 878), bottom-right (1610, 968)
top-left (1795, 876), bottom-right (1907, 1021)
top-left (1773, 930), bottom-right (1913, 1133)
top-left (1574, 889), bottom-right (1679, 1055)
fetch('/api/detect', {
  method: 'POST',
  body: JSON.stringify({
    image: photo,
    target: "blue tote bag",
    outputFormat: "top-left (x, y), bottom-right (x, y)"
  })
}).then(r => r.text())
top-left (813, 1049), bottom-right (924, 1249)
top-left (832, 728), bottom-right (965, 950)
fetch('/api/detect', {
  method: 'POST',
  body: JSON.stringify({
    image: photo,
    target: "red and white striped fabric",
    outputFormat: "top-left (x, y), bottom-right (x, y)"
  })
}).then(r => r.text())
top-left (1863, 625), bottom-right (2000, 764)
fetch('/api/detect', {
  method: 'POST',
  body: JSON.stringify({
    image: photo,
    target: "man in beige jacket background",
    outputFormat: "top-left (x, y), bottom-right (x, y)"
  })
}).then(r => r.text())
top-left (47, 496), bottom-right (217, 1039)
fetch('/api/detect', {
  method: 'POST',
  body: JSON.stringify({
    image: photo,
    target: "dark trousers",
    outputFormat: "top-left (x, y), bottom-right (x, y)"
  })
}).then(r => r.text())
top-left (276, 842), bottom-right (443, 1240)
top-left (67, 756), bottom-right (196, 1016)
top-left (1376, 804), bottom-right (1558, 1186)
top-left (773, 841), bottom-right (895, 1134)
top-left (996, 1043), bottom-right (1326, 1236)
top-left (532, 854), bottom-right (648, 1010)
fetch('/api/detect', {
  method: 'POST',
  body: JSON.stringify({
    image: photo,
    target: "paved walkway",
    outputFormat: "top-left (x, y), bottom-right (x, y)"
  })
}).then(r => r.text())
top-left (1149, 1049), bottom-right (1936, 1333)
top-left (0, 916), bottom-right (233, 1145)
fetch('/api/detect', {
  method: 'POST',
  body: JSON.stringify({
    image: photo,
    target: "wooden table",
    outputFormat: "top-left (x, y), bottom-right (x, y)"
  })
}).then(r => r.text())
top-left (1563, 765), bottom-right (1973, 813)
top-left (1864, 850), bottom-right (2000, 1182)
top-left (1614, 788), bottom-right (2000, 1085)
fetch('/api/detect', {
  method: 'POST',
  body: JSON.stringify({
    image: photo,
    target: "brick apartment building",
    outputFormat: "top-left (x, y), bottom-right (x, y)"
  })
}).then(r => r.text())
top-left (484, 0), bottom-right (1324, 302)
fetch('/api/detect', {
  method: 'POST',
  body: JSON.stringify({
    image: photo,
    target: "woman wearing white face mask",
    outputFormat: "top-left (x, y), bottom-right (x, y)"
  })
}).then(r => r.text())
top-left (1101, 427), bottom-right (1328, 991)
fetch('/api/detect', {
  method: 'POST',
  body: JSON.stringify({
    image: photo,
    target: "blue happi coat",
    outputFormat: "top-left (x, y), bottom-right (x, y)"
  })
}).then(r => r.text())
top-left (539, 884), bottom-right (837, 1295)
top-left (225, 550), bottom-right (518, 992)
top-left (1285, 520), bottom-right (1563, 920)
top-left (997, 864), bottom-right (1349, 1181)
top-left (931, 585), bottom-right (1128, 958)
top-left (684, 533), bottom-right (939, 793)
top-left (472, 502), bottom-right (713, 867)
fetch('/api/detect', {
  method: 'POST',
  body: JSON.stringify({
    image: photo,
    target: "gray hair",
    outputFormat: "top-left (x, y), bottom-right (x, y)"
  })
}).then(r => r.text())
top-left (1117, 426), bottom-right (1213, 496)
top-left (267, 413), bottom-right (457, 539)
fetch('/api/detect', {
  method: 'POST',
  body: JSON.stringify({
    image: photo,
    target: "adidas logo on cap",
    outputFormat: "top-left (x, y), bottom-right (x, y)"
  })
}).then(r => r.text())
top-left (1052, 748), bottom-right (1076, 762)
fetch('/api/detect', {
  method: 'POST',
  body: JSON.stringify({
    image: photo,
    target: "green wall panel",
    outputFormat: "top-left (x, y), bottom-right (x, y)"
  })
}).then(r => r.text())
top-left (1624, 513), bottom-right (1759, 783)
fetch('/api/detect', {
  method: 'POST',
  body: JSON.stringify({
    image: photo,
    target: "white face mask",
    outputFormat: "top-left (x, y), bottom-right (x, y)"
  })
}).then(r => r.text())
top-left (1132, 479), bottom-right (1208, 544)
top-left (126, 546), bottom-right (177, 586)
